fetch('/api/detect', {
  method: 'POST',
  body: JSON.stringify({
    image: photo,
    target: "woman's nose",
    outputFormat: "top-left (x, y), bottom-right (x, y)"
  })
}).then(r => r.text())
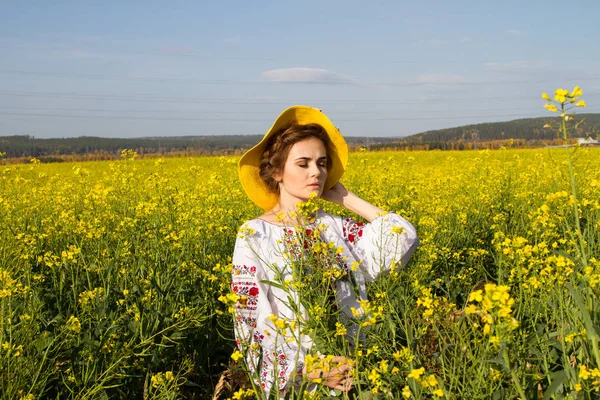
top-left (309, 163), bottom-right (321, 177)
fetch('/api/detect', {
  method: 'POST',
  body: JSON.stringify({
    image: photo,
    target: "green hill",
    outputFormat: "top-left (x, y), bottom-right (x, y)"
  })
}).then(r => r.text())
top-left (2, 113), bottom-right (600, 160)
top-left (403, 113), bottom-right (600, 143)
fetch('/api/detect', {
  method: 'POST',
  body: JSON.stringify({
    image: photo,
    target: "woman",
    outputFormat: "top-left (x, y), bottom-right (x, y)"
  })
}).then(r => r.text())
top-left (232, 106), bottom-right (419, 398)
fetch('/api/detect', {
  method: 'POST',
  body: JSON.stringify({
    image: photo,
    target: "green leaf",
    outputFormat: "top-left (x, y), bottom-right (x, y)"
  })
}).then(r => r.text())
top-left (543, 370), bottom-right (566, 399)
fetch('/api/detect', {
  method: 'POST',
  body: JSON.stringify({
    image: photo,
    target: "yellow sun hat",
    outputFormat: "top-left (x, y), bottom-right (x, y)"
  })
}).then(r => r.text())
top-left (238, 105), bottom-right (348, 210)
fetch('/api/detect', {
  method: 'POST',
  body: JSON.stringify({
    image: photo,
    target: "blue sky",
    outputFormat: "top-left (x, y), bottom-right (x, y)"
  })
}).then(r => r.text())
top-left (1, 0), bottom-right (599, 138)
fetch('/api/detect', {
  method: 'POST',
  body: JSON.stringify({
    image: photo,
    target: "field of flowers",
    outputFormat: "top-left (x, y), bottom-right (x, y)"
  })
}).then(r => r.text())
top-left (1, 140), bottom-right (599, 399)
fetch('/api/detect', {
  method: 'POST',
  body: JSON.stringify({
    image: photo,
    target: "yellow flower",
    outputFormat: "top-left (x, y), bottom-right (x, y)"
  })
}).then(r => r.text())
top-left (571, 85), bottom-right (583, 97)
top-left (232, 388), bottom-right (247, 400)
top-left (402, 385), bottom-right (412, 398)
top-left (575, 383), bottom-right (582, 391)
top-left (408, 367), bottom-right (425, 380)
top-left (66, 316), bottom-right (81, 334)
top-left (334, 322), bottom-right (347, 337)
top-left (554, 88), bottom-right (569, 102)
top-left (433, 388), bottom-right (444, 397)
top-left (391, 225), bottom-right (406, 235)
top-left (544, 103), bottom-right (558, 112)
top-left (575, 100), bottom-right (586, 107)
top-left (483, 323), bottom-right (491, 335)
top-left (541, 92), bottom-right (551, 101)
top-left (468, 290), bottom-right (483, 302)
top-left (231, 350), bottom-right (243, 362)
top-left (580, 365), bottom-right (591, 380)
top-left (465, 304), bottom-right (478, 314)
top-left (427, 374), bottom-right (438, 386)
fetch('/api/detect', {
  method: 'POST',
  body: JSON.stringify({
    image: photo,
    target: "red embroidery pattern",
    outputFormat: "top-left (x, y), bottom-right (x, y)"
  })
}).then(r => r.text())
top-left (282, 227), bottom-right (349, 276)
top-left (232, 264), bottom-right (257, 277)
top-left (232, 281), bottom-right (259, 311)
top-left (342, 218), bottom-right (364, 244)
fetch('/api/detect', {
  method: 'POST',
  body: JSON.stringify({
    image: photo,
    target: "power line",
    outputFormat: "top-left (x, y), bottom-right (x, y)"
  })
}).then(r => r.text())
top-left (1, 68), bottom-right (600, 87)
top-left (1, 105), bottom-right (597, 115)
top-left (3, 111), bottom-right (593, 122)
top-left (4, 43), bottom-right (595, 65)
top-left (1, 90), bottom-right (599, 105)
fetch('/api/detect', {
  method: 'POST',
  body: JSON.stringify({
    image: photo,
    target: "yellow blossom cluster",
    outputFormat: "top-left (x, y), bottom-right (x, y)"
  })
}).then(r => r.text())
top-left (576, 365), bottom-right (600, 393)
top-left (150, 371), bottom-right (175, 388)
top-left (415, 287), bottom-right (456, 321)
top-left (465, 284), bottom-right (519, 341)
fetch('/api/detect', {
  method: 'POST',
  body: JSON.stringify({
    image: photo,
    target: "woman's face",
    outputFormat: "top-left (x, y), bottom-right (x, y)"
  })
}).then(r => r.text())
top-left (275, 137), bottom-right (328, 204)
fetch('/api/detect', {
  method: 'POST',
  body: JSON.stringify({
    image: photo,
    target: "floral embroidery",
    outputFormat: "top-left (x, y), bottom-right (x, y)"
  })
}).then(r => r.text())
top-left (343, 218), bottom-right (364, 244)
top-left (232, 281), bottom-right (259, 311)
top-left (232, 264), bottom-right (258, 277)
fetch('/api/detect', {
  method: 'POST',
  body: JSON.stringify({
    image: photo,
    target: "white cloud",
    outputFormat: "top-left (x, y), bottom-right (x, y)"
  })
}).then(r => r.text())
top-left (260, 67), bottom-right (356, 85)
top-left (485, 60), bottom-right (551, 72)
top-left (506, 29), bottom-right (523, 36)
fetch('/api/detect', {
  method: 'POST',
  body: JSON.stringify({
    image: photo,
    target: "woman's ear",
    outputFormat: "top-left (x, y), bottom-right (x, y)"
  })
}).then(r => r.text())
top-left (273, 169), bottom-right (283, 183)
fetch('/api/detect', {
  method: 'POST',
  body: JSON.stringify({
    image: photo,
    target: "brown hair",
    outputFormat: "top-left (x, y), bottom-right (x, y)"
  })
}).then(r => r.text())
top-left (259, 123), bottom-right (334, 195)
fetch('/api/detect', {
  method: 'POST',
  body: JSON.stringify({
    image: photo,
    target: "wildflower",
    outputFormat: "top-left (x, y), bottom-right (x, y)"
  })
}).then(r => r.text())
top-left (433, 388), bottom-right (444, 397)
top-left (541, 92), bottom-right (551, 101)
top-left (544, 103), bottom-right (558, 112)
top-left (554, 88), bottom-right (569, 102)
top-left (66, 316), bottom-right (81, 334)
top-left (402, 385), bottom-right (412, 398)
top-left (427, 374), bottom-right (438, 387)
top-left (391, 225), bottom-right (406, 235)
top-left (468, 290), bottom-right (483, 302)
top-left (571, 85), bottom-right (583, 97)
top-left (231, 350), bottom-right (243, 362)
top-left (334, 322), bottom-right (347, 337)
top-left (580, 365), bottom-right (591, 380)
top-left (408, 367), bottom-right (425, 380)
top-left (575, 100), bottom-right (586, 107)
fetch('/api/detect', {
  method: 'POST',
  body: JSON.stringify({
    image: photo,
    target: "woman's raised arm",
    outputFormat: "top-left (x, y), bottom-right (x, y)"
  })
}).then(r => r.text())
top-left (321, 182), bottom-right (385, 222)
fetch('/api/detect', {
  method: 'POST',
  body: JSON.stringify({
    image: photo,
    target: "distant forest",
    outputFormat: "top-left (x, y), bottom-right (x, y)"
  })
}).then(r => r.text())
top-left (2, 113), bottom-right (599, 162)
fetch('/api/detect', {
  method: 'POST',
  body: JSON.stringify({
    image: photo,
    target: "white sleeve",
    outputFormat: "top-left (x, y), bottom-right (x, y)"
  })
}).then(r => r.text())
top-left (341, 213), bottom-right (419, 282)
top-left (231, 229), bottom-right (306, 396)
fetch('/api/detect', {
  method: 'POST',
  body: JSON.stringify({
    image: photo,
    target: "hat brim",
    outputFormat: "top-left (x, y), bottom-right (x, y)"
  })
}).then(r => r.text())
top-left (238, 105), bottom-right (348, 210)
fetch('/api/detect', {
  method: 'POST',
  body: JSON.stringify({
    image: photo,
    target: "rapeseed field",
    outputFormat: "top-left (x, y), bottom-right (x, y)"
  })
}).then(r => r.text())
top-left (2, 144), bottom-right (599, 399)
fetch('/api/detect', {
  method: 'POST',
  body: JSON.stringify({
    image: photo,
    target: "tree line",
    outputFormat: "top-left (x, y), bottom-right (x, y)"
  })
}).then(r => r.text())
top-left (1, 114), bottom-right (599, 162)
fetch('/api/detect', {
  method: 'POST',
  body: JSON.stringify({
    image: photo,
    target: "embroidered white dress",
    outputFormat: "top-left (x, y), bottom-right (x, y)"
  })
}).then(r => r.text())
top-left (231, 210), bottom-right (419, 397)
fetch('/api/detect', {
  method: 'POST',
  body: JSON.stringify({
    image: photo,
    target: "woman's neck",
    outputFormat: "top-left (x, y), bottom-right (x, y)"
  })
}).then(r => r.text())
top-left (269, 203), bottom-right (316, 226)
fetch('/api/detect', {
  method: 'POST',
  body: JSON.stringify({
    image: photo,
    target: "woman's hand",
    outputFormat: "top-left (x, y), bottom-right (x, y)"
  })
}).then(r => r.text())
top-left (321, 182), bottom-right (350, 206)
top-left (321, 182), bottom-right (386, 223)
top-left (304, 356), bottom-right (354, 392)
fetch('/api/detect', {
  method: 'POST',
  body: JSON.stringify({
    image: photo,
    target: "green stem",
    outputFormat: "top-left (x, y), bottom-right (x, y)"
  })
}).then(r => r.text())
top-left (502, 347), bottom-right (526, 399)
top-left (560, 103), bottom-right (588, 268)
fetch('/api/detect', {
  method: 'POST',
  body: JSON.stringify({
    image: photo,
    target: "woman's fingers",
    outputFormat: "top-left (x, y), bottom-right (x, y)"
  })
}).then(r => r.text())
top-left (335, 364), bottom-right (351, 374)
top-left (330, 355), bottom-right (349, 363)
top-left (332, 376), bottom-right (353, 392)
